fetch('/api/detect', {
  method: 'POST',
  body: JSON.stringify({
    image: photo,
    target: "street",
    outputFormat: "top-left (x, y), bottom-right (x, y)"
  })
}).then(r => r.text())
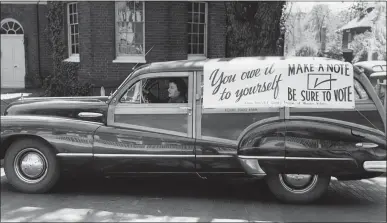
top-left (1, 168), bottom-right (386, 222)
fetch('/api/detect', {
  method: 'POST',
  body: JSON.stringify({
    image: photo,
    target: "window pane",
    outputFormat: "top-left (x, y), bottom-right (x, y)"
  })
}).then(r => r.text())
top-left (188, 34), bottom-right (192, 45)
top-left (75, 24), bottom-right (78, 34)
top-left (200, 3), bottom-right (205, 13)
top-left (188, 43), bottom-right (192, 54)
top-left (75, 34), bottom-right (79, 44)
top-left (74, 3), bottom-right (77, 13)
top-left (8, 30), bottom-right (15, 34)
top-left (200, 13), bottom-right (205, 23)
top-left (72, 45), bottom-right (76, 54)
top-left (193, 13), bottom-right (199, 23)
top-left (199, 34), bottom-right (204, 44)
top-left (199, 24), bottom-right (204, 34)
top-left (192, 34), bottom-right (198, 44)
top-left (134, 22), bottom-right (143, 36)
top-left (194, 3), bottom-right (198, 12)
top-left (71, 35), bottom-right (75, 44)
top-left (70, 14), bottom-right (73, 24)
top-left (193, 23), bottom-right (198, 33)
top-left (134, 31), bottom-right (143, 44)
top-left (198, 43), bottom-right (204, 54)
top-left (69, 4), bottom-right (73, 14)
top-left (134, 10), bottom-right (143, 22)
top-left (192, 44), bottom-right (198, 54)
top-left (188, 13), bottom-right (193, 23)
top-left (188, 2), bottom-right (192, 12)
top-left (71, 25), bottom-right (75, 34)
top-left (74, 14), bottom-right (78, 23)
top-left (1, 29), bottom-right (6, 34)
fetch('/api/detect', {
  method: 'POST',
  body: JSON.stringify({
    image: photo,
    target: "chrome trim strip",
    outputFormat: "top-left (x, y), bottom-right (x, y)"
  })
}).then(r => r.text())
top-left (238, 155), bottom-right (284, 160)
top-left (238, 155), bottom-right (353, 161)
top-left (196, 155), bottom-right (234, 158)
top-left (56, 153), bottom-right (93, 157)
top-left (286, 157), bottom-right (354, 161)
top-left (363, 161), bottom-right (386, 172)
top-left (94, 154), bottom-right (195, 158)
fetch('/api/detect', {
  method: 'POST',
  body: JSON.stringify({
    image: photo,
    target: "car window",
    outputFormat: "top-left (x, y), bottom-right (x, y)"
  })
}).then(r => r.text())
top-left (120, 76), bottom-right (189, 104)
top-left (354, 79), bottom-right (369, 100)
top-left (119, 81), bottom-right (142, 103)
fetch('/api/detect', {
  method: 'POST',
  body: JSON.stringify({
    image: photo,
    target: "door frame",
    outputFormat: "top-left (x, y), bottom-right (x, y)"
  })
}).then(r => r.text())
top-left (107, 71), bottom-right (195, 138)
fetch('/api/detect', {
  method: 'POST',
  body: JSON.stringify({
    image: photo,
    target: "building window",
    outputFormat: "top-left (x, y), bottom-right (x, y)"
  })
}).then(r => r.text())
top-left (188, 2), bottom-right (207, 59)
top-left (67, 2), bottom-right (79, 61)
top-left (114, 1), bottom-right (146, 63)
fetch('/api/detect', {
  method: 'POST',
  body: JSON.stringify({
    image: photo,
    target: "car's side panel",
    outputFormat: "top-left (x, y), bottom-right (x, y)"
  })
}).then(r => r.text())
top-left (283, 118), bottom-right (386, 178)
top-left (236, 119), bottom-right (287, 175)
top-left (290, 102), bottom-right (384, 132)
top-left (92, 126), bottom-right (196, 174)
top-left (0, 116), bottom-right (101, 173)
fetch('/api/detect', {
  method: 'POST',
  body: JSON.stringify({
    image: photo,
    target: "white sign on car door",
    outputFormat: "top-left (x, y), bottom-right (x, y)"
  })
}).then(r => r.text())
top-left (202, 57), bottom-right (354, 109)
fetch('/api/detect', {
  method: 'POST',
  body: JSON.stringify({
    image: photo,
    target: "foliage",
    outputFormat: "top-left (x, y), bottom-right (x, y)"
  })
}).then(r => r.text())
top-left (43, 1), bottom-right (93, 97)
top-left (349, 3), bottom-right (386, 63)
top-left (294, 44), bottom-right (317, 57)
top-left (225, 1), bottom-right (286, 57)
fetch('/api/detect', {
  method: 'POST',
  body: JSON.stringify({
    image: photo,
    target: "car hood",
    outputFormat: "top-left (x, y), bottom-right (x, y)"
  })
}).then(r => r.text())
top-left (3, 96), bottom-right (109, 123)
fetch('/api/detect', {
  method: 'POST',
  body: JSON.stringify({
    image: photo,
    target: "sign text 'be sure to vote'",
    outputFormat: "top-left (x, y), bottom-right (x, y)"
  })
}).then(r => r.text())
top-left (202, 58), bottom-right (355, 109)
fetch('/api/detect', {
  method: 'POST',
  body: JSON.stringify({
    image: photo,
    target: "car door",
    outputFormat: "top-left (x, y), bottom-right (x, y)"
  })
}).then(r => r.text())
top-left (194, 71), bottom-right (286, 175)
top-left (93, 71), bottom-right (196, 175)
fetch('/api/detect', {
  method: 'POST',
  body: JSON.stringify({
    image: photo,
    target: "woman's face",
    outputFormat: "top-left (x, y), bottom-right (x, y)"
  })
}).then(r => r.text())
top-left (168, 82), bottom-right (180, 98)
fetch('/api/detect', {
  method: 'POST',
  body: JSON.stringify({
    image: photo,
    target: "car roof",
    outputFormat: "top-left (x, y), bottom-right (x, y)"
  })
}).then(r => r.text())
top-left (135, 56), bottom-right (338, 75)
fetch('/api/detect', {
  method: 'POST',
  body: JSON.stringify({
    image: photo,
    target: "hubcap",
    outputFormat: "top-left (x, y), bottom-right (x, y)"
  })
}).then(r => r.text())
top-left (14, 148), bottom-right (48, 184)
top-left (279, 174), bottom-right (318, 194)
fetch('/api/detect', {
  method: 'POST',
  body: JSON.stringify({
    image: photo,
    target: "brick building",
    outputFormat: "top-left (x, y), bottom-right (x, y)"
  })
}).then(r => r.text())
top-left (1, 1), bottom-right (227, 94)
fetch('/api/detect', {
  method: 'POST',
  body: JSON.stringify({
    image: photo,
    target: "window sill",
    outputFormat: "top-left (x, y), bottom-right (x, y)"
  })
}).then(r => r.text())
top-left (64, 55), bottom-right (80, 63)
top-left (113, 56), bottom-right (146, 64)
top-left (187, 54), bottom-right (208, 60)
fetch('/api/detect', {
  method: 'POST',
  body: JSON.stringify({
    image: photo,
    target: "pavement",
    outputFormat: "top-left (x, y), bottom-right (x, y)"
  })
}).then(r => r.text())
top-left (1, 169), bottom-right (386, 222)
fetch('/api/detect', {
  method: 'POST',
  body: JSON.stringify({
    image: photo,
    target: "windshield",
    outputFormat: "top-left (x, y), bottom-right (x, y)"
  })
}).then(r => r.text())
top-left (108, 65), bottom-right (148, 100)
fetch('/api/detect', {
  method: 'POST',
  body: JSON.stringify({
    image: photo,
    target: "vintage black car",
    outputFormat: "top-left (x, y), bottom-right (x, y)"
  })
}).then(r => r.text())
top-left (1, 56), bottom-right (386, 204)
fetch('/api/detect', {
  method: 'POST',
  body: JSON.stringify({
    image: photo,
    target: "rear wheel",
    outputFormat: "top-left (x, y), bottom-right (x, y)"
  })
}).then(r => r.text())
top-left (265, 173), bottom-right (330, 204)
top-left (4, 138), bottom-right (60, 193)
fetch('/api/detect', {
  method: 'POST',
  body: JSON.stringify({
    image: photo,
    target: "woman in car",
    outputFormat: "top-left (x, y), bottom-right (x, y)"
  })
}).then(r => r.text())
top-left (143, 78), bottom-right (187, 103)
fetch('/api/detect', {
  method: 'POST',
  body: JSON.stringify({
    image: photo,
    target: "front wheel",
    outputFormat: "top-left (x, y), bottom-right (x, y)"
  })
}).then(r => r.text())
top-left (4, 138), bottom-right (60, 193)
top-left (265, 174), bottom-right (330, 204)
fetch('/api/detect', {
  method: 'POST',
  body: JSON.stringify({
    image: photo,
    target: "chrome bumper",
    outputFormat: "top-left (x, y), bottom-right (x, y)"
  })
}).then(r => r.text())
top-left (363, 161), bottom-right (386, 172)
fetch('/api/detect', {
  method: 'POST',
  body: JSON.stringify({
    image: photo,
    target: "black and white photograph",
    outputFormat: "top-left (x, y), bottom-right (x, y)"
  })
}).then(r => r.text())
top-left (1, 0), bottom-right (386, 222)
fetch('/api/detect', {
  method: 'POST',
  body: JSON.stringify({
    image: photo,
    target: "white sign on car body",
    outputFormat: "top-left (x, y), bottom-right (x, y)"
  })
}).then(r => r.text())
top-left (202, 57), bottom-right (355, 109)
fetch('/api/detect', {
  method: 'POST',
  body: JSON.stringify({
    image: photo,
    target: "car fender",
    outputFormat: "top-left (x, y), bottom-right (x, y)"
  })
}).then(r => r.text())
top-left (1, 115), bottom-right (103, 163)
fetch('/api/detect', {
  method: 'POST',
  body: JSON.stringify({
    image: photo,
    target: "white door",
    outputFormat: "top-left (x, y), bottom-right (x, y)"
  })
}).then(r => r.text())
top-left (1, 34), bottom-right (26, 88)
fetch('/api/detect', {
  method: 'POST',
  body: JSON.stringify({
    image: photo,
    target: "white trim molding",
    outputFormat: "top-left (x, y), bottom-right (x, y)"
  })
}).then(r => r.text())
top-left (64, 54), bottom-right (80, 63)
top-left (113, 55), bottom-right (146, 64)
top-left (1, 1), bottom-right (47, 4)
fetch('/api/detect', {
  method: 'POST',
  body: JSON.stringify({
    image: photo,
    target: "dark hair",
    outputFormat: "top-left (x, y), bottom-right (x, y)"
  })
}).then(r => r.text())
top-left (169, 78), bottom-right (187, 96)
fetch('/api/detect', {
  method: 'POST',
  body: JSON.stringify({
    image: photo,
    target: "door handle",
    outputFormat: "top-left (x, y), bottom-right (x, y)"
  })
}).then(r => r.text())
top-left (356, 142), bottom-right (378, 148)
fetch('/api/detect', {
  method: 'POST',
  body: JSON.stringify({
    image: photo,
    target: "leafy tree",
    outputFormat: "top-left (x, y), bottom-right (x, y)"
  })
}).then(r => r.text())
top-left (225, 1), bottom-right (287, 57)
